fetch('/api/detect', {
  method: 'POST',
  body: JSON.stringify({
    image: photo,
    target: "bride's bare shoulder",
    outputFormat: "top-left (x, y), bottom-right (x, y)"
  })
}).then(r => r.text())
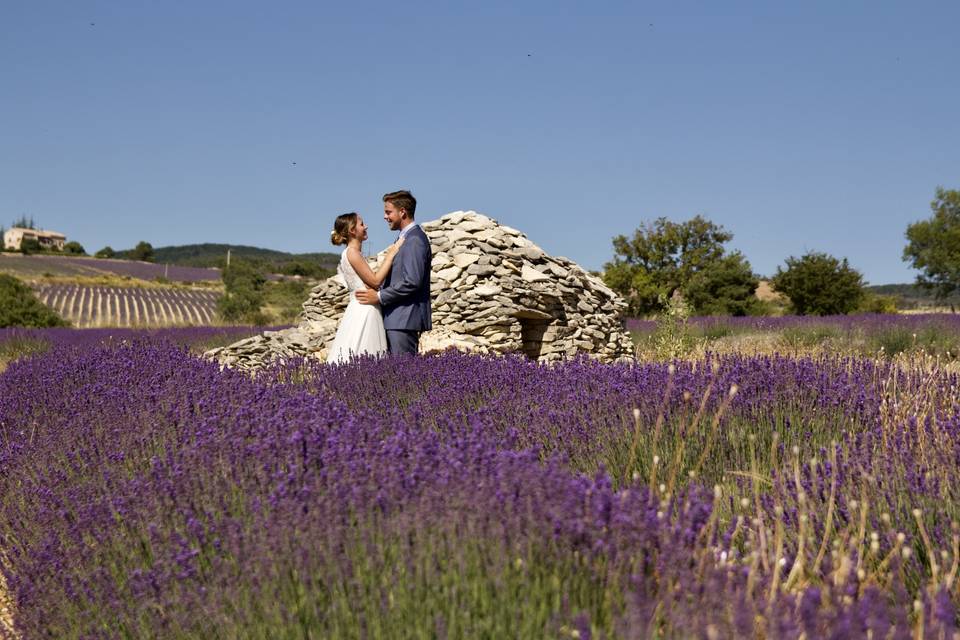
top-left (344, 246), bottom-right (368, 268)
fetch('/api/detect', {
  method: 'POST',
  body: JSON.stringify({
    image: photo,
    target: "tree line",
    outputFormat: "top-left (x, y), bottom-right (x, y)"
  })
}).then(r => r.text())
top-left (602, 186), bottom-right (960, 316)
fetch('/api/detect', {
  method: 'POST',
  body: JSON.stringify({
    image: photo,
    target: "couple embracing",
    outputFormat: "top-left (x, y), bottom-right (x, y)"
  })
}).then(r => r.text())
top-left (326, 190), bottom-right (432, 364)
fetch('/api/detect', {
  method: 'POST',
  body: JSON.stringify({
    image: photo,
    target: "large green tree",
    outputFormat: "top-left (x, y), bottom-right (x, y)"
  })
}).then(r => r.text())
top-left (683, 252), bottom-right (760, 316)
top-left (63, 241), bottom-right (86, 255)
top-left (903, 187), bottom-right (960, 299)
top-left (771, 251), bottom-right (865, 315)
top-left (603, 215), bottom-right (759, 315)
top-left (128, 241), bottom-right (155, 262)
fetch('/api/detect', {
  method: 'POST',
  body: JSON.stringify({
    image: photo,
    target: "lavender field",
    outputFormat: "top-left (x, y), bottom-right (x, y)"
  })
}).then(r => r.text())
top-left (1, 330), bottom-right (959, 638)
top-left (30, 284), bottom-right (221, 327)
top-left (0, 253), bottom-right (222, 283)
top-left (0, 326), bottom-right (274, 361)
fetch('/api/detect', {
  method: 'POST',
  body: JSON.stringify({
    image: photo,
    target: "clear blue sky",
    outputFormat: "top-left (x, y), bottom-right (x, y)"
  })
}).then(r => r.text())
top-left (2, 1), bottom-right (958, 284)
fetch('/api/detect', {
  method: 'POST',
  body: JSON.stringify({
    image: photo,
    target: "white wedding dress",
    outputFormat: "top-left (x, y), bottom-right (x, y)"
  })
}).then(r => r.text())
top-left (326, 249), bottom-right (388, 364)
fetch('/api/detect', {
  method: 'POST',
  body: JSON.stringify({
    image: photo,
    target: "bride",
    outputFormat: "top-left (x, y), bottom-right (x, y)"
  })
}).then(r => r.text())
top-left (326, 212), bottom-right (403, 363)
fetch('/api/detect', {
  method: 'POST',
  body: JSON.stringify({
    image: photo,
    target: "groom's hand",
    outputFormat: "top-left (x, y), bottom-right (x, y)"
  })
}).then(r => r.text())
top-left (355, 289), bottom-right (379, 305)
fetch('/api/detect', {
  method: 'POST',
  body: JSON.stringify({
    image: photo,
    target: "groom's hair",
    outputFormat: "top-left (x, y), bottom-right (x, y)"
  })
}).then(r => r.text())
top-left (383, 190), bottom-right (416, 219)
top-left (331, 212), bottom-right (359, 246)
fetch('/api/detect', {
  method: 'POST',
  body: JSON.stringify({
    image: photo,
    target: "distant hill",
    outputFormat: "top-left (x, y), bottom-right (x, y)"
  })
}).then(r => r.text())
top-left (116, 243), bottom-right (339, 278)
top-left (866, 283), bottom-right (960, 310)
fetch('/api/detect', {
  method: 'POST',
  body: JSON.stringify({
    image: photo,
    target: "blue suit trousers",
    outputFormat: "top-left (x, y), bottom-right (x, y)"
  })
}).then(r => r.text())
top-left (386, 329), bottom-right (420, 355)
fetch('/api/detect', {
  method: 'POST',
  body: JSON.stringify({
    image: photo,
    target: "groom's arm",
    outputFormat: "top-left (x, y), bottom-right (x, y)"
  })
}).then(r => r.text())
top-left (377, 235), bottom-right (429, 307)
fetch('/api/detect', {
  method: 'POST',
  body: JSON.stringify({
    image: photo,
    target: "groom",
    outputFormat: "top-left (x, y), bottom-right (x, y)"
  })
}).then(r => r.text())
top-left (355, 190), bottom-right (432, 355)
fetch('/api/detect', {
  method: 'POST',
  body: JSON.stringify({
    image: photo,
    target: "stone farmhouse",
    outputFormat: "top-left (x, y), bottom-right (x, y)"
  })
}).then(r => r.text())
top-left (3, 227), bottom-right (67, 251)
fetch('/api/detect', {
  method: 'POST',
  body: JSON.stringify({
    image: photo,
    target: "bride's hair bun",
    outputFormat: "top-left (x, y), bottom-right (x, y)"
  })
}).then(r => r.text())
top-left (331, 212), bottom-right (359, 246)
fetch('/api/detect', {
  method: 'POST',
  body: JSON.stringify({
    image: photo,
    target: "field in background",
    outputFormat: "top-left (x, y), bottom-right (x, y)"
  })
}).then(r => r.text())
top-left (628, 312), bottom-right (960, 362)
top-left (0, 252), bottom-right (223, 282)
top-left (1, 252), bottom-right (321, 327)
top-left (31, 283), bottom-right (221, 327)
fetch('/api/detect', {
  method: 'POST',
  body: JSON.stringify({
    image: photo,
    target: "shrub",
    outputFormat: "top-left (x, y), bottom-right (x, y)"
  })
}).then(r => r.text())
top-left (778, 325), bottom-right (840, 349)
top-left (915, 325), bottom-right (960, 357)
top-left (869, 324), bottom-right (960, 359)
top-left (772, 251), bottom-right (865, 315)
top-left (63, 241), bottom-right (86, 255)
top-left (217, 291), bottom-right (268, 323)
top-left (217, 259), bottom-right (267, 323)
top-left (859, 293), bottom-right (898, 314)
top-left (19, 238), bottom-right (41, 255)
top-left (264, 280), bottom-right (312, 323)
top-left (868, 326), bottom-right (914, 356)
top-left (222, 259), bottom-right (266, 292)
top-left (278, 259), bottom-right (334, 280)
top-left (647, 291), bottom-right (700, 360)
top-left (0, 274), bottom-right (68, 328)
top-left (682, 253), bottom-right (761, 316)
top-left (95, 246), bottom-right (116, 259)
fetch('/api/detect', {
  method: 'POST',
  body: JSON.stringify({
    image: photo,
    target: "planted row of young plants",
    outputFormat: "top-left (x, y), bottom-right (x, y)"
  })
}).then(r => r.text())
top-left (31, 284), bottom-right (221, 327)
top-left (0, 335), bottom-right (958, 637)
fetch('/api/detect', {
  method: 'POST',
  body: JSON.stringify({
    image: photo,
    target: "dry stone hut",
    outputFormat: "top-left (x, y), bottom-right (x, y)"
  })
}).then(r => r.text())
top-left (207, 211), bottom-right (634, 370)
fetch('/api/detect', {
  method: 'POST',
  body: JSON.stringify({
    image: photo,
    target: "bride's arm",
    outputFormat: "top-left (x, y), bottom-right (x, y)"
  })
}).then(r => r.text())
top-left (346, 241), bottom-right (403, 289)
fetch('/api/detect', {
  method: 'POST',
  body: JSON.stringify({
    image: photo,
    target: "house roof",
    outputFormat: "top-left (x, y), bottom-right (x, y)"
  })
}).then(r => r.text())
top-left (6, 227), bottom-right (66, 239)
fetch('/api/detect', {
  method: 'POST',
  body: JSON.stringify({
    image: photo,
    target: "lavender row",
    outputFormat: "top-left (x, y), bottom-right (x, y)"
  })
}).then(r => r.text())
top-left (31, 284), bottom-right (221, 327)
top-left (276, 351), bottom-right (960, 546)
top-left (0, 326), bottom-right (275, 354)
top-left (55, 256), bottom-right (223, 282)
top-left (0, 344), bottom-right (958, 636)
top-left (276, 352), bottom-right (903, 462)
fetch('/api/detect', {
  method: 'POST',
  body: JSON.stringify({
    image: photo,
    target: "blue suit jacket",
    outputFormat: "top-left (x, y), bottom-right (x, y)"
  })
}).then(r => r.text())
top-left (379, 225), bottom-right (432, 331)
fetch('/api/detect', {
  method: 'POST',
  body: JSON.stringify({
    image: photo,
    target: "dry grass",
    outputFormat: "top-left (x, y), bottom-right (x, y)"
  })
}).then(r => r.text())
top-left (754, 279), bottom-right (786, 303)
top-left (900, 306), bottom-right (956, 314)
top-left (0, 569), bottom-right (17, 638)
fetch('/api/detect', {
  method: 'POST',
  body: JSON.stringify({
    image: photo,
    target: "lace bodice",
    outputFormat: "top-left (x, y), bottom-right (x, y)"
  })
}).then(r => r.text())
top-left (338, 249), bottom-right (367, 293)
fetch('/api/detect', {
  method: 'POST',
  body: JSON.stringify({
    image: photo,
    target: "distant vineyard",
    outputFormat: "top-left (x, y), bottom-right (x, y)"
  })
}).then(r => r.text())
top-left (32, 284), bottom-right (222, 327)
